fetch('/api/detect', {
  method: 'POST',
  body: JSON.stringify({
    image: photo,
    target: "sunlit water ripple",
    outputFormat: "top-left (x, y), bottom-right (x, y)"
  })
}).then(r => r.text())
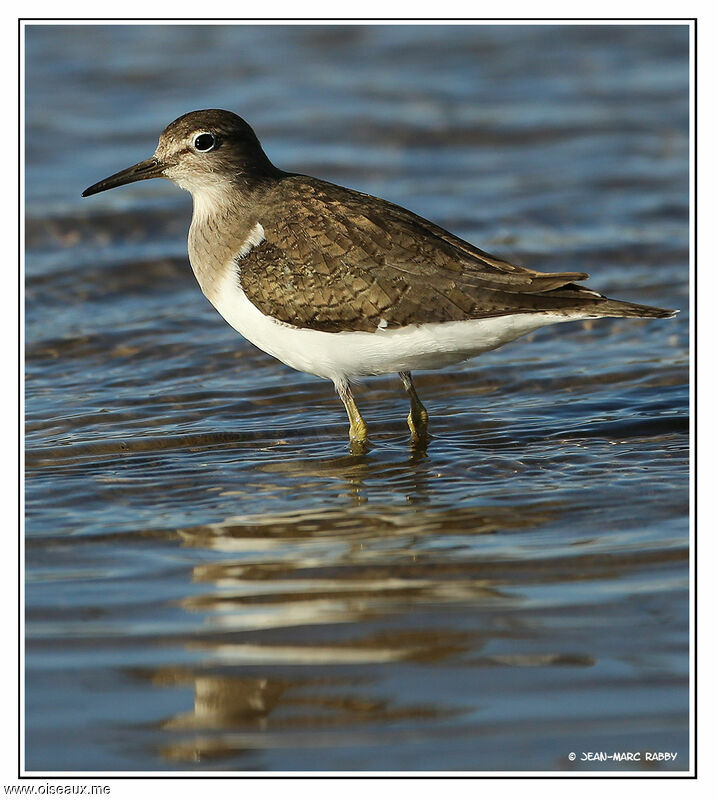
top-left (25, 24), bottom-right (689, 772)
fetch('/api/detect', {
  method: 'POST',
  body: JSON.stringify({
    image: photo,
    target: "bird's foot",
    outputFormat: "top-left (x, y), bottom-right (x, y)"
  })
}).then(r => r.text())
top-left (407, 406), bottom-right (430, 442)
top-left (348, 416), bottom-right (370, 453)
top-left (348, 437), bottom-right (371, 456)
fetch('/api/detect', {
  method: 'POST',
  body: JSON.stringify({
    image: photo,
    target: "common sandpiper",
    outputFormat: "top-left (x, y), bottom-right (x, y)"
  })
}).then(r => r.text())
top-left (82, 109), bottom-right (676, 448)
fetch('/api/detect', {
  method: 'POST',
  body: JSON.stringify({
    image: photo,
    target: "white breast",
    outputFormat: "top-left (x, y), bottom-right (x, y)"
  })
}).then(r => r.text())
top-left (205, 225), bottom-right (587, 381)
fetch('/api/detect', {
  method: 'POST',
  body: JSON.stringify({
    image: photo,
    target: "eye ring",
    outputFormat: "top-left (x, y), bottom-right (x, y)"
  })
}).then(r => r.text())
top-left (193, 133), bottom-right (217, 152)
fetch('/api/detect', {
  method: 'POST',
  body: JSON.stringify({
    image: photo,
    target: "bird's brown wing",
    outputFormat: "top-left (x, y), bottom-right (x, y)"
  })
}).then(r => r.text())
top-left (238, 176), bottom-right (605, 333)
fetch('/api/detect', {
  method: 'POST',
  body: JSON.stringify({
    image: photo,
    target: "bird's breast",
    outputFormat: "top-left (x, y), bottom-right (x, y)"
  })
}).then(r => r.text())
top-left (188, 214), bottom-right (263, 305)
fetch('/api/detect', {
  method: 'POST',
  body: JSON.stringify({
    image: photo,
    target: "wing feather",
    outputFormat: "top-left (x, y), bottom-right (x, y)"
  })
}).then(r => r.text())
top-left (238, 176), bottom-right (606, 332)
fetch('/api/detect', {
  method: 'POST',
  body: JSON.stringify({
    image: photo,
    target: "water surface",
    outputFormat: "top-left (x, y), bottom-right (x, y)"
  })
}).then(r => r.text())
top-left (25, 24), bottom-right (689, 772)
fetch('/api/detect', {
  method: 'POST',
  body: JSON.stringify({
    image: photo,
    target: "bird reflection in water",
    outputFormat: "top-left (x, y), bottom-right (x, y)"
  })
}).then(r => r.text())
top-left (129, 466), bottom-right (564, 765)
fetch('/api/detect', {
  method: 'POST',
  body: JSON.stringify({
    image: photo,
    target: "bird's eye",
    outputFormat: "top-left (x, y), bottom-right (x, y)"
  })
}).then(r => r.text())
top-left (193, 133), bottom-right (216, 152)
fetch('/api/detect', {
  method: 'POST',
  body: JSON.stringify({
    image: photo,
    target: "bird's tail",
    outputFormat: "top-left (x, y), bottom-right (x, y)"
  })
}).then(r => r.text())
top-left (593, 297), bottom-right (678, 319)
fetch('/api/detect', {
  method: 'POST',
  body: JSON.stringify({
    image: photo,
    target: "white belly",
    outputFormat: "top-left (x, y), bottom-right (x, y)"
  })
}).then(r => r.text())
top-left (210, 266), bottom-right (585, 381)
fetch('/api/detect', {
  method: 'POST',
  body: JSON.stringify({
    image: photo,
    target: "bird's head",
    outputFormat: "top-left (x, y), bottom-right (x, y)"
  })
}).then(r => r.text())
top-left (82, 109), bottom-right (278, 200)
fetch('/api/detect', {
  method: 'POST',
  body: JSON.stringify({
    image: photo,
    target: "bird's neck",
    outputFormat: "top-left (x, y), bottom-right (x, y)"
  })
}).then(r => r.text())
top-left (187, 180), bottom-right (264, 303)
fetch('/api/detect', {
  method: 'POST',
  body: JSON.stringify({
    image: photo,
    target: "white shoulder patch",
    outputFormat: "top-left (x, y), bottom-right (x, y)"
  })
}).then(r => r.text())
top-left (237, 222), bottom-right (266, 259)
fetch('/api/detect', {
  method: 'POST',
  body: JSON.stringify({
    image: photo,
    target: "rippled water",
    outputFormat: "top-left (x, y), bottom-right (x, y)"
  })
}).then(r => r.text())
top-left (24, 24), bottom-right (690, 772)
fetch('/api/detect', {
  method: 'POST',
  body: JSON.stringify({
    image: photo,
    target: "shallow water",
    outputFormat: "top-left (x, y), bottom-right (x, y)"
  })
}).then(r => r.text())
top-left (24, 24), bottom-right (690, 772)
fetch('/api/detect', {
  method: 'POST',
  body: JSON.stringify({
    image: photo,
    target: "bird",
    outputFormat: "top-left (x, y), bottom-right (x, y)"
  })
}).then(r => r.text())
top-left (82, 109), bottom-right (676, 447)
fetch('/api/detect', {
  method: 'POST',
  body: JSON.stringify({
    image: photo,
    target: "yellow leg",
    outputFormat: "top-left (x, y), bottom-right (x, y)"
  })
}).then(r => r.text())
top-left (399, 371), bottom-right (429, 440)
top-left (336, 380), bottom-right (369, 443)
